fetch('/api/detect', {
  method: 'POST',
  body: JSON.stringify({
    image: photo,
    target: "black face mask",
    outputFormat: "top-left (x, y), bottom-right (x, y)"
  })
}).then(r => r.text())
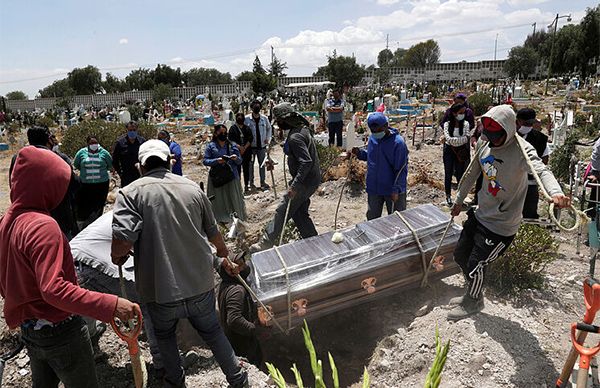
top-left (252, 106), bottom-right (260, 114)
top-left (217, 133), bottom-right (228, 141)
top-left (236, 119), bottom-right (244, 125)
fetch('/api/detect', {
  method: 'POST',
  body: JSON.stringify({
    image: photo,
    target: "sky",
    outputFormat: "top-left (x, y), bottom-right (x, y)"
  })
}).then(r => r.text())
top-left (0, 0), bottom-right (595, 98)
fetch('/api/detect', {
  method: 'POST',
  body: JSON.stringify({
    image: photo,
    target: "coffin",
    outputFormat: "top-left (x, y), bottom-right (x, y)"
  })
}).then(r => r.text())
top-left (249, 204), bottom-right (463, 330)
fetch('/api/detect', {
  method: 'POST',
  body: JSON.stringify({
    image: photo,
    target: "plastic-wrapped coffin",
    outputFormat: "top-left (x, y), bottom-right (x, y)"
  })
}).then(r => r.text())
top-left (249, 203), bottom-right (463, 330)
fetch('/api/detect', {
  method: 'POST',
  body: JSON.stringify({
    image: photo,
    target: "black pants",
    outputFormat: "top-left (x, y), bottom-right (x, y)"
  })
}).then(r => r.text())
top-left (328, 121), bottom-right (343, 147)
top-left (522, 184), bottom-right (539, 219)
top-left (240, 151), bottom-right (252, 189)
top-left (453, 209), bottom-right (515, 298)
top-left (443, 145), bottom-right (469, 196)
top-left (76, 181), bottom-right (110, 222)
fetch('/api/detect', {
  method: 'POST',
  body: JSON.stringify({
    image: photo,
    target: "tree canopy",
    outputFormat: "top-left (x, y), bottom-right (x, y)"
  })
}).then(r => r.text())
top-left (5, 91), bottom-right (28, 100)
top-left (313, 52), bottom-right (365, 88)
top-left (67, 65), bottom-right (103, 95)
top-left (402, 40), bottom-right (441, 68)
top-left (504, 46), bottom-right (539, 79)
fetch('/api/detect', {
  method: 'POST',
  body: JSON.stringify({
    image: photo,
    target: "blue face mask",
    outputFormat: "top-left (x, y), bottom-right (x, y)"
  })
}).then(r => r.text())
top-left (127, 131), bottom-right (137, 139)
top-left (372, 131), bottom-right (386, 140)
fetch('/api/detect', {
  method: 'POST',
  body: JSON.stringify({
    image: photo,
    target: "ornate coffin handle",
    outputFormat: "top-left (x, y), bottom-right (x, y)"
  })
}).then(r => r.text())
top-left (292, 299), bottom-right (309, 317)
top-left (258, 305), bottom-right (274, 327)
top-left (361, 277), bottom-right (377, 294)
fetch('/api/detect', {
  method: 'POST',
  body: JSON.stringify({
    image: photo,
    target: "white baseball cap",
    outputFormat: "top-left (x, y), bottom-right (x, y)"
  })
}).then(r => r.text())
top-left (138, 139), bottom-right (170, 165)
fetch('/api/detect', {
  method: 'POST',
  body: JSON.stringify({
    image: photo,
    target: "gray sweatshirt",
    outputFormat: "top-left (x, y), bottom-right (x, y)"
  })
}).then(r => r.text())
top-left (287, 126), bottom-right (321, 189)
top-left (456, 105), bottom-right (563, 237)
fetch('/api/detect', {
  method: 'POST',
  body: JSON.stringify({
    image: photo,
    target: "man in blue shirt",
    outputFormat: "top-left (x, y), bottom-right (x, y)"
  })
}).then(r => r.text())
top-left (245, 100), bottom-right (273, 191)
top-left (352, 112), bottom-right (409, 220)
top-left (326, 89), bottom-right (345, 147)
top-left (158, 130), bottom-right (183, 175)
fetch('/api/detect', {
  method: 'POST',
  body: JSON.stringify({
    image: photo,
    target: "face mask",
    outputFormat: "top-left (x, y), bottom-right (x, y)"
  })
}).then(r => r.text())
top-left (372, 131), bottom-right (386, 140)
top-left (252, 107), bottom-right (260, 114)
top-left (127, 130), bottom-right (137, 139)
top-left (236, 119), bottom-right (244, 125)
top-left (456, 114), bottom-right (465, 121)
top-left (89, 144), bottom-right (99, 152)
top-left (159, 137), bottom-right (169, 145)
top-left (52, 145), bottom-right (59, 152)
top-left (217, 133), bottom-right (228, 141)
top-left (518, 126), bottom-right (532, 135)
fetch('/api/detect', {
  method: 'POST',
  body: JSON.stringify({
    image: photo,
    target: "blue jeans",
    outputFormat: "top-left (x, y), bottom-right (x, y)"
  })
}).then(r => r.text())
top-left (249, 148), bottom-right (267, 186)
top-left (146, 291), bottom-right (247, 388)
top-left (328, 121), bottom-right (343, 147)
top-left (21, 316), bottom-right (97, 388)
top-left (366, 192), bottom-right (407, 220)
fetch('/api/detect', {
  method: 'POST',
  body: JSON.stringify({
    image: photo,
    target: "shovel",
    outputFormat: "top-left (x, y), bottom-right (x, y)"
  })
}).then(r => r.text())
top-left (112, 265), bottom-right (147, 388)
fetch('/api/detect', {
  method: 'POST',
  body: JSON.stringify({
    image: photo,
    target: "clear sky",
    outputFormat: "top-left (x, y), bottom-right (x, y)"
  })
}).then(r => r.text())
top-left (0, 0), bottom-right (595, 98)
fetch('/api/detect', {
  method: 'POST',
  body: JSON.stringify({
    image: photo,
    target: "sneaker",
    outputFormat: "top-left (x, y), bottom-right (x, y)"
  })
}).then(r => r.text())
top-left (447, 295), bottom-right (484, 321)
top-left (261, 183), bottom-right (270, 191)
top-left (446, 195), bottom-right (453, 207)
top-left (448, 294), bottom-right (466, 306)
top-left (244, 188), bottom-right (252, 196)
top-left (250, 184), bottom-right (257, 191)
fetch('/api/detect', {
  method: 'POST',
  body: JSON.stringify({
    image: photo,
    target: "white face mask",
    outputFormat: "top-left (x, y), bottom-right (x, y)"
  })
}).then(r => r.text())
top-left (89, 144), bottom-right (99, 152)
top-left (456, 114), bottom-right (465, 121)
top-left (52, 145), bottom-right (59, 152)
top-left (518, 126), bottom-right (532, 135)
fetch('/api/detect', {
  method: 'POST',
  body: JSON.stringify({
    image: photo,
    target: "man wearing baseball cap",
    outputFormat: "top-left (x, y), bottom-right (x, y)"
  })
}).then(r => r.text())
top-left (447, 105), bottom-right (570, 321)
top-left (352, 112), bottom-right (409, 219)
top-left (516, 108), bottom-right (550, 219)
top-left (111, 140), bottom-right (248, 387)
top-left (250, 103), bottom-right (321, 252)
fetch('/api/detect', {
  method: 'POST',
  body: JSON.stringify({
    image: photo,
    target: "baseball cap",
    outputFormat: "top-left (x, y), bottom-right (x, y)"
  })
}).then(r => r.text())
top-left (367, 112), bottom-right (388, 130)
top-left (481, 117), bottom-right (506, 142)
top-left (138, 139), bottom-right (170, 165)
top-left (455, 93), bottom-right (467, 100)
top-left (516, 108), bottom-right (536, 124)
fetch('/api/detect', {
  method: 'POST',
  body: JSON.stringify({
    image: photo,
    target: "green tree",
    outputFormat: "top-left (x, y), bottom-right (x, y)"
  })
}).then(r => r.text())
top-left (377, 48), bottom-right (394, 68)
top-left (39, 79), bottom-right (76, 98)
top-left (153, 83), bottom-right (173, 102)
top-left (251, 56), bottom-right (277, 95)
top-left (579, 6), bottom-right (600, 77)
top-left (183, 68), bottom-right (233, 86)
top-left (524, 30), bottom-right (550, 53)
top-left (268, 53), bottom-right (288, 78)
top-left (125, 68), bottom-right (155, 91)
top-left (391, 48), bottom-right (407, 67)
top-left (504, 46), bottom-right (539, 79)
top-left (152, 64), bottom-right (182, 87)
top-left (236, 71), bottom-right (254, 82)
top-left (103, 73), bottom-right (126, 93)
top-left (313, 52), bottom-right (365, 88)
top-left (6, 91), bottom-right (28, 100)
top-left (67, 65), bottom-right (102, 95)
top-left (549, 24), bottom-right (584, 75)
top-left (402, 39), bottom-right (441, 68)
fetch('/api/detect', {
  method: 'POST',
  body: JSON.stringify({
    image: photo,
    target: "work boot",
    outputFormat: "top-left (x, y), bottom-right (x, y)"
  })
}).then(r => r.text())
top-left (249, 235), bottom-right (274, 253)
top-left (447, 294), bottom-right (484, 321)
top-left (449, 279), bottom-right (472, 305)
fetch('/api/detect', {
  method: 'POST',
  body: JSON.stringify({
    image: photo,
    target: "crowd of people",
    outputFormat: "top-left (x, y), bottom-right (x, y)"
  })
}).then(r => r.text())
top-left (0, 88), bottom-right (577, 387)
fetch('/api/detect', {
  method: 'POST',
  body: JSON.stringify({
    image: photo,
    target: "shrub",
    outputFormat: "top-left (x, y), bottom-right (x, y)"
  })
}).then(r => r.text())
top-left (487, 224), bottom-right (558, 295)
top-left (424, 326), bottom-right (450, 388)
top-left (315, 142), bottom-right (341, 182)
top-left (60, 120), bottom-right (157, 157)
top-left (467, 92), bottom-right (493, 116)
top-left (549, 131), bottom-right (580, 182)
top-left (35, 116), bottom-right (56, 128)
top-left (266, 320), bottom-right (370, 388)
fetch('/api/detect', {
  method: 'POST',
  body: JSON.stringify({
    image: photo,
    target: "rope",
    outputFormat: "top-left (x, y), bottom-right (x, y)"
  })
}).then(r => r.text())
top-left (334, 157), bottom-right (352, 231)
top-left (283, 153), bottom-right (288, 190)
top-left (515, 136), bottom-right (588, 232)
top-left (274, 246), bottom-right (292, 333)
top-left (395, 211), bottom-right (428, 281)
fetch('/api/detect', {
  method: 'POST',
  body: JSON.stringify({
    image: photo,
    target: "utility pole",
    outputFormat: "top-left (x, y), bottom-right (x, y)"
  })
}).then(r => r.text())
top-left (386, 34), bottom-right (389, 50)
top-left (545, 13), bottom-right (572, 95)
top-left (270, 46), bottom-right (274, 66)
top-left (492, 33), bottom-right (498, 103)
top-left (532, 22), bottom-right (536, 35)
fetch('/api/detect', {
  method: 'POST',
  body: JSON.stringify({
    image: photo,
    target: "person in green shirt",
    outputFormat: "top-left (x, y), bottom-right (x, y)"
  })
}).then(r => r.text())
top-left (73, 135), bottom-right (113, 229)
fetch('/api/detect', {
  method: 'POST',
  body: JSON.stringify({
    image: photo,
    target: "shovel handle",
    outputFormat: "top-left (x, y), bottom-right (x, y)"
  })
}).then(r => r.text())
top-left (584, 277), bottom-right (600, 323)
top-left (111, 313), bottom-right (143, 356)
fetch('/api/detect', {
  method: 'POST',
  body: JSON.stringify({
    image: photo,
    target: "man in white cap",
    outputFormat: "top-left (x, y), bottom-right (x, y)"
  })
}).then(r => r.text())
top-left (111, 140), bottom-right (248, 388)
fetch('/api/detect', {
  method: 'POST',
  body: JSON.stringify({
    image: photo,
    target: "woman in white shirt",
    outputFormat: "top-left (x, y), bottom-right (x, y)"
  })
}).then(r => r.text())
top-left (443, 103), bottom-right (473, 206)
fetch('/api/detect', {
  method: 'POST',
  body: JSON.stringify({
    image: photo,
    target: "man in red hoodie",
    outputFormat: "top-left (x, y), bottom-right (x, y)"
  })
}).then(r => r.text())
top-left (0, 146), bottom-right (141, 388)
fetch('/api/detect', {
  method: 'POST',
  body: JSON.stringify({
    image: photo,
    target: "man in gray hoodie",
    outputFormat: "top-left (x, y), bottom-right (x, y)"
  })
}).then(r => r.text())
top-left (448, 105), bottom-right (571, 321)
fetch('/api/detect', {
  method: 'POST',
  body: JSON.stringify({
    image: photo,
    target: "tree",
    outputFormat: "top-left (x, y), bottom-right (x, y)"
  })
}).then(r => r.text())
top-left (391, 48), bottom-right (408, 67)
top-left (153, 83), bottom-right (173, 102)
top-left (236, 71), bottom-right (254, 82)
top-left (183, 68), bottom-right (233, 86)
top-left (251, 56), bottom-right (277, 95)
top-left (524, 30), bottom-right (550, 53)
top-left (579, 5), bottom-right (600, 77)
top-left (125, 68), bottom-right (155, 91)
top-left (377, 49), bottom-right (394, 68)
top-left (39, 79), bottom-right (75, 98)
top-left (152, 64), bottom-right (182, 87)
top-left (67, 65), bottom-right (102, 95)
top-left (6, 91), bottom-right (28, 100)
top-left (268, 53), bottom-right (288, 78)
top-left (103, 73), bottom-right (126, 93)
top-left (402, 39), bottom-right (441, 68)
top-left (504, 46), bottom-right (539, 79)
top-left (313, 53), bottom-right (365, 88)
